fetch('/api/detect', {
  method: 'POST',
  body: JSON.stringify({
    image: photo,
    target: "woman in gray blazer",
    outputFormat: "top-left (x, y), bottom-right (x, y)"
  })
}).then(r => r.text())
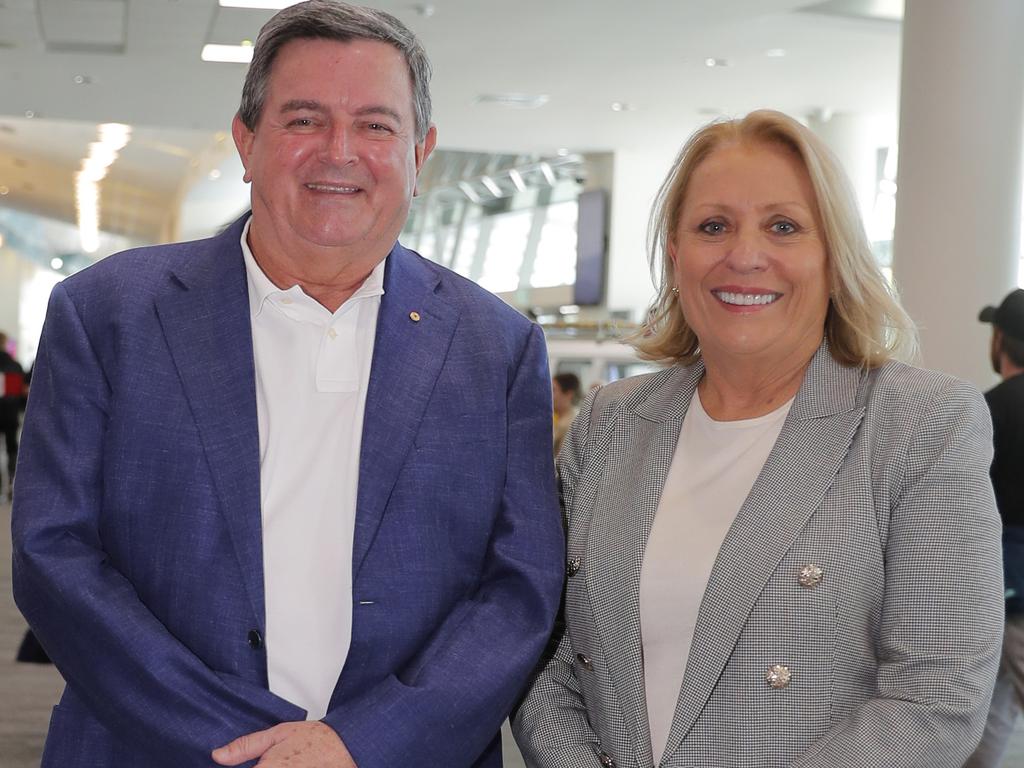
top-left (513, 110), bottom-right (1003, 768)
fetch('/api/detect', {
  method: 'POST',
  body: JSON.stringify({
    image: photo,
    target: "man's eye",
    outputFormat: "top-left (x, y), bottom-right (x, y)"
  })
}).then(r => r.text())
top-left (288, 118), bottom-right (314, 127)
top-left (367, 123), bottom-right (393, 133)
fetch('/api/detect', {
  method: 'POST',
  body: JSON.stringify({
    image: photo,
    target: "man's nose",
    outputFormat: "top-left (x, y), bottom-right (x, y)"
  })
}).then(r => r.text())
top-left (320, 124), bottom-right (357, 165)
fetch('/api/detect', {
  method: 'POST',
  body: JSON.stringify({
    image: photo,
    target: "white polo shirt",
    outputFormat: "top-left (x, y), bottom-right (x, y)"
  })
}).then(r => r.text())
top-left (241, 220), bottom-right (384, 719)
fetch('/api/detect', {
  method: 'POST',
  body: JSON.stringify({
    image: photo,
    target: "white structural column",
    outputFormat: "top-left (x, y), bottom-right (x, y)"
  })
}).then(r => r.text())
top-left (892, 0), bottom-right (1024, 387)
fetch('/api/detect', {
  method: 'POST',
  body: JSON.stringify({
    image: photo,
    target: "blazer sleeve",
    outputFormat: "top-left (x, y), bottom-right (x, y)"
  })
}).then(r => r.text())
top-left (792, 377), bottom-right (1003, 768)
top-left (321, 322), bottom-right (566, 766)
top-left (11, 283), bottom-right (305, 766)
top-left (511, 387), bottom-right (605, 767)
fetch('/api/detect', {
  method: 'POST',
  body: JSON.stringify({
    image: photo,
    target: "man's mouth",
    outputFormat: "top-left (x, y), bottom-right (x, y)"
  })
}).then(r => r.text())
top-left (711, 290), bottom-right (781, 306)
top-left (305, 182), bottom-right (361, 193)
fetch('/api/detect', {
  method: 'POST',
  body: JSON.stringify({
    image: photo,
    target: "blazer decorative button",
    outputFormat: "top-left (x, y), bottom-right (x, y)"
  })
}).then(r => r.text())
top-left (247, 629), bottom-right (263, 650)
top-left (567, 557), bottom-right (581, 577)
top-left (597, 751), bottom-right (616, 768)
top-left (766, 664), bottom-right (792, 689)
top-left (798, 563), bottom-right (824, 588)
top-left (577, 652), bottom-right (594, 671)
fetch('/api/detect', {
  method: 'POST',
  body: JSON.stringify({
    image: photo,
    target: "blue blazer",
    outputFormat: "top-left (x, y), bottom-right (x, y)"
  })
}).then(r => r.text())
top-left (12, 215), bottom-right (564, 767)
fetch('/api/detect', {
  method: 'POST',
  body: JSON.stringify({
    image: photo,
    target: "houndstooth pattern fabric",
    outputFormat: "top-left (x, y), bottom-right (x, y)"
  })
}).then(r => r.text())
top-left (512, 344), bottom-right (1003, 768)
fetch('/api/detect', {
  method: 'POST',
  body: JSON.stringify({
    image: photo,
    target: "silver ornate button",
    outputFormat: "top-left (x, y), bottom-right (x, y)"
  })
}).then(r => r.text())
top-left (597, 751), bottom-right (616, 768)
top-left (567, 557), bottom-right (581, 577)
top-left (576, 652), bottom-right (594, 671)
top-left (766, 664), bottom-right (792, 689)
top-left (798, 564), bottom-right (824, 588)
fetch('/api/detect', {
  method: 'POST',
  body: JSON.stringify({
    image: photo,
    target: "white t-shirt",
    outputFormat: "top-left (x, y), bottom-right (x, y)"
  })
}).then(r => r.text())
top-left (640, 390), bottom-right (792, 763)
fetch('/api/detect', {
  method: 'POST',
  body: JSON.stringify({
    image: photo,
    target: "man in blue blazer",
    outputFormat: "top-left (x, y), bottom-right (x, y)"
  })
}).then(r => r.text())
top-left (11, 2), bottom-right (564, 766)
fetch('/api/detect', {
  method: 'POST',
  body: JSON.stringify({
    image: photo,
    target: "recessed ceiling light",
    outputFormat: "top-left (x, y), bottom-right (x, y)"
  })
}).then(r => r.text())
top-left (73, 74), bottom-right (93, 85)
top-left (24, 110), bottom-right (35, 118)
top-left (610, 102), bottom-right (635, 112)
top-left (476, 93), bottom-right (550, 110)
top-left (208, 169), bottom-right (222, 181)
top-left (202, 44), bottom-right (255, 64)
top-left (766, 48), bottom-right (787, 58)
top-left (414, 3), bottom-right (435, 16)
top-left (50, 257), bottom-right (64, 270)
top-left (556, 148), bottom-right (569, 156)
top-left (704, 58), bottom-right (729, 68)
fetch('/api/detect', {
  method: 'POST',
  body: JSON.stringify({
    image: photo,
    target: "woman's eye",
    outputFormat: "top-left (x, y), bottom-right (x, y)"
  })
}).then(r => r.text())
top-left (771, 220), bottom-right (797, 234)
top-left (700, 221), bottom-right (726, 235)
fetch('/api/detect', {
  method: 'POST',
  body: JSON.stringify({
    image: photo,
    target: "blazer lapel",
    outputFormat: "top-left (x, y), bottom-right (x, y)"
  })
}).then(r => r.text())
top-left (352, 245), bottom-right (458, 578)
top-left (586, 365), bottom-right (702, 768)
top-left (660, 346), bottom-right (868, 761)
top-left (154, 216), bottom-right (267, 627)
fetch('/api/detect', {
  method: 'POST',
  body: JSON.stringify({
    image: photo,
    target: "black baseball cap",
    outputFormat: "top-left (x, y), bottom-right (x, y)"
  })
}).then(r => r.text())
top-left (980, 288), bottom-right (1024, 342)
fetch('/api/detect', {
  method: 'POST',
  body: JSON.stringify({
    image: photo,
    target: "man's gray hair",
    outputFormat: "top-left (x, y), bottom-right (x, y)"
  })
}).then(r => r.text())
top-left (238, 0), bottom-right (432, 141)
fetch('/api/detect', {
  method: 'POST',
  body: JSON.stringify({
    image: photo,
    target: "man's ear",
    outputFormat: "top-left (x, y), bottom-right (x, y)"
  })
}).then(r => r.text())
top-left (231, 113), bottom-right (255, 183)
top-left (413, 124), bottom-right (437, 197)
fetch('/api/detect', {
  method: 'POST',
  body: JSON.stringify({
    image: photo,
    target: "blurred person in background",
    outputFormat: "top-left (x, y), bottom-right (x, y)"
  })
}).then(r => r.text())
top-left (0, 330), bottom-right (26, 501)
top-left (553, 372), bottom-right (582, 457)
top-left (513, 110), bottom-right (1003, 768)
top-left (11, 2), bottom-right (563, 767)
top-left (966, 288), bottom-right (1024, 768)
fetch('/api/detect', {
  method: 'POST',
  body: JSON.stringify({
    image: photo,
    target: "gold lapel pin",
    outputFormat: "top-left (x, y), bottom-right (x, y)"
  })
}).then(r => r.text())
top-left (409, 311), bottom-right (421, 322)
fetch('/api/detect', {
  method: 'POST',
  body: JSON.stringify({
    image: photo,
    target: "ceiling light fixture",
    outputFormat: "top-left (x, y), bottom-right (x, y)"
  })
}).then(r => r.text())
top-left (50, 257), bottom-right (64, 270)
top-left (457, 181), bottom-right (482, 204)
top-left (508, 168), bottom-right (526, 193)
top-left (539, 162), bottom-right (557, 186)
top-left (610, 102), bottom-right (635, 112)
top-left (704, 57), bottom-right (729, 67)
top-left (766, 48), bottom-right (787, 57)
top-left (202, 43), bottom-right (255, 63)
top-left (480, 176), bottom-right (502, 198)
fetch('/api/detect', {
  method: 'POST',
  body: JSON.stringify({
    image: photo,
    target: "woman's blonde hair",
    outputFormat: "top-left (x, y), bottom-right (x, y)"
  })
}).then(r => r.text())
top-left (633, 109), bottom-right (917, 368)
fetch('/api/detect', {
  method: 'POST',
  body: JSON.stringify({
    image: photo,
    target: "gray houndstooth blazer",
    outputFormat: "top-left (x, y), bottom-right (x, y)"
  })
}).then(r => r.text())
top-left (513, 344), bottom-right (1004, 768)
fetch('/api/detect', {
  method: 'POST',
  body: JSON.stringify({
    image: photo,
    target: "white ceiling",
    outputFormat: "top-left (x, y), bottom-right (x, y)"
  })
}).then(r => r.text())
top-left (0, 0), bottom-right (904, 242)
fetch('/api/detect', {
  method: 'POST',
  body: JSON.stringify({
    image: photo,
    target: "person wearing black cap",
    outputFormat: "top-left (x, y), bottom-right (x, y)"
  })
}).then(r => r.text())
top-left (967, 288), bottom-right (1024, 767)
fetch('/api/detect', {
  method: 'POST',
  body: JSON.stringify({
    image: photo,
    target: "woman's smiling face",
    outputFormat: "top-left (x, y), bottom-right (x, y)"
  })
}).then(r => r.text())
top-left (670, 140), bottom-right (831, 370)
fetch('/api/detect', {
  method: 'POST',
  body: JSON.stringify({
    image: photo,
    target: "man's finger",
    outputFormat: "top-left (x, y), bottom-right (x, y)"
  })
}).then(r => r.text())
top-left (212, 726), bottom-right (279, 766)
